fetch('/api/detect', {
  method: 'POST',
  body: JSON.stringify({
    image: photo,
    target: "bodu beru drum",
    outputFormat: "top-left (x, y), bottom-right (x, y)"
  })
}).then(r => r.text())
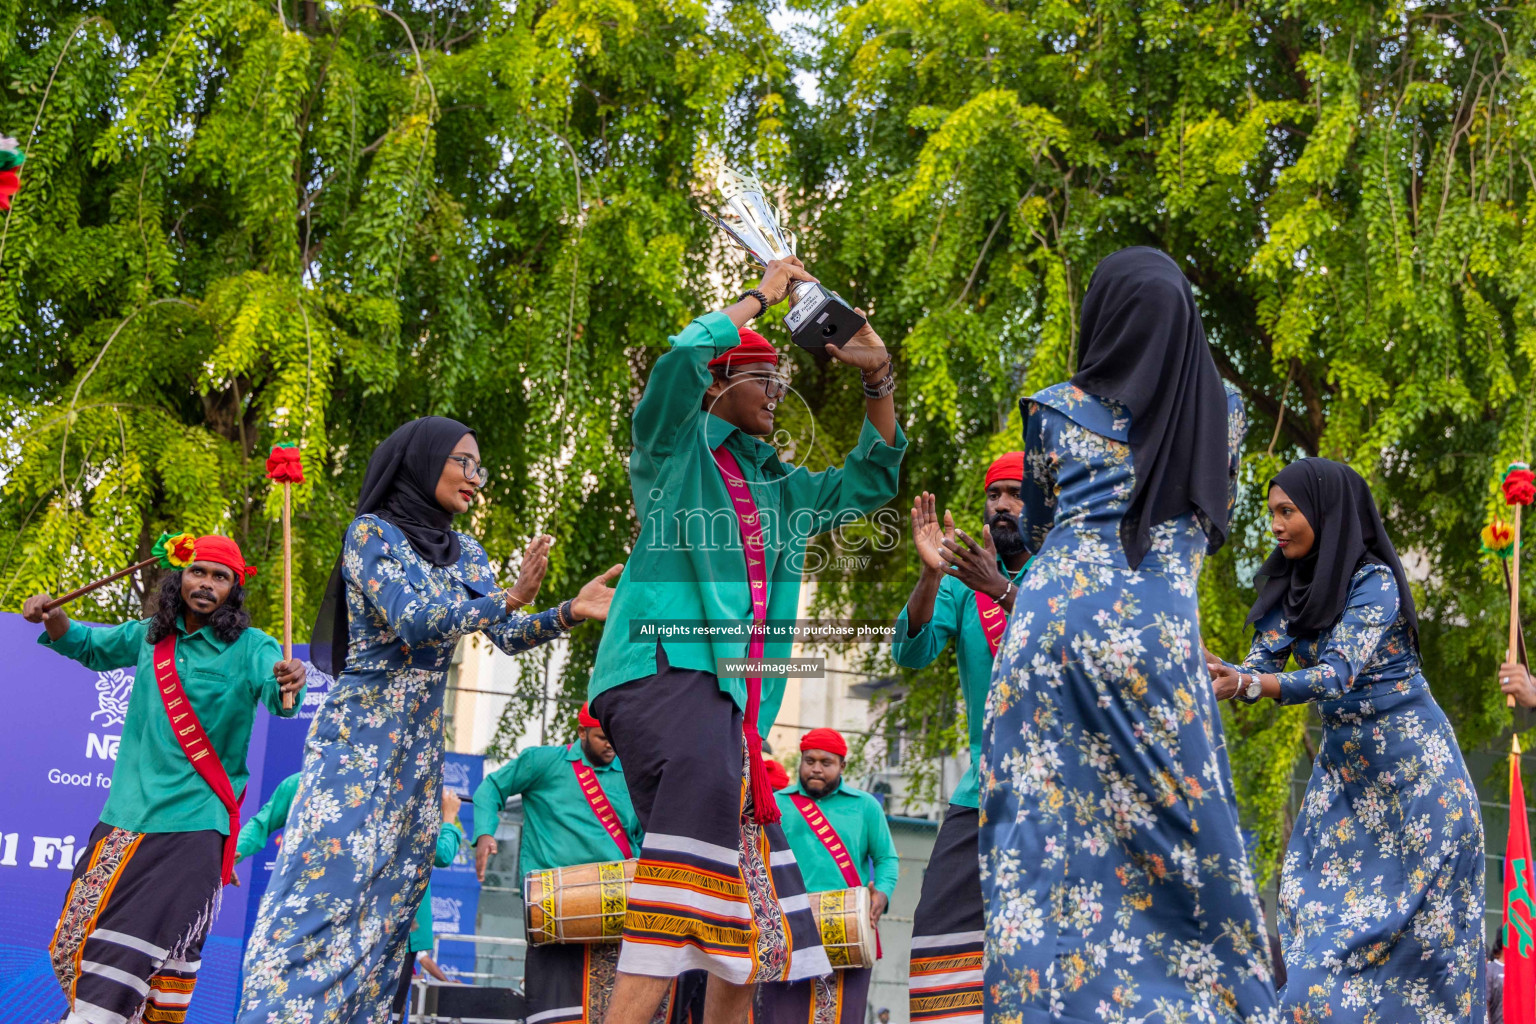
top-left (524, 858), bottom-right (636, 944)
top-left (809, 886), bottom-right (876, 970)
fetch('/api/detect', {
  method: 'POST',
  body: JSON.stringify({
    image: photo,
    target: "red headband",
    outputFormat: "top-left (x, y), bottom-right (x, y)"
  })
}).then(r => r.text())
top-left (577, 703), bottom-right (600, 729)
top-left (800, 727), bottom-right (847, 758)
top-left (984, 452), bottom-right (1026, 490)
top-left (193, 535), bottom-right (257, 584)
top-left (707, 328), bottom-right (780, 371)
top-left (765, 760), bottom-right (791, 791)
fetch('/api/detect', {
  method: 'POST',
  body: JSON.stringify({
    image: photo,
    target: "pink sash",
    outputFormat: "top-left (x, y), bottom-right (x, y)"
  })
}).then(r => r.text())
top-left (572, 756), bottom-right (634, 859)
top-left (152, 635), bottom-right (245, 885)
top-left (711, 445), bottom-right (780, 825)
top-left (976, 590), bottom-right (1008, 660)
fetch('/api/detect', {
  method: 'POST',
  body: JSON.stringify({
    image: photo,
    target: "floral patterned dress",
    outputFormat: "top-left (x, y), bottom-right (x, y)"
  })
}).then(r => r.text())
top-left (238, 514), bottom-right (570, 1024)
top-left (980, 382), bottom-right (1279, 1024)
top-left (1237, 563), bottom-right (1484, 1024)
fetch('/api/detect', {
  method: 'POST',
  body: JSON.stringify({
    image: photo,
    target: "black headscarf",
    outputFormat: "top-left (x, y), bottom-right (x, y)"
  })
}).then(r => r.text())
top-left (1068, 247), bottom-right (1232, 568)
top-left (311, 416), bottom-right (475, 675)
top-left (1245, 458), bottom-right (1418, 641)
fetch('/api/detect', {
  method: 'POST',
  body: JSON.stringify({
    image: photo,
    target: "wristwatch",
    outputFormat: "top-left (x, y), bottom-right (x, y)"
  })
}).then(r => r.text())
top-left (1237, 673), bottom-right (1263, 704)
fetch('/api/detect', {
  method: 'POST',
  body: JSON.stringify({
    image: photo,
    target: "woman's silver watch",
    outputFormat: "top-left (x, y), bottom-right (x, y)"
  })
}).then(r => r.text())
top-left (1237, 672), bottom-right (1264, 704)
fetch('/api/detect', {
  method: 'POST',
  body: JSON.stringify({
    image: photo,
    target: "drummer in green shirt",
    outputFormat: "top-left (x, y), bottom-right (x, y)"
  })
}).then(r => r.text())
top-left (760, 727), bottom-right (899, 1024)
top-left (22, 534), bottom-right (305, 1024)
top-left (891, 453), bottom-right (1029, 1024)
top-left (471, 703), bottom-right (643, 1024)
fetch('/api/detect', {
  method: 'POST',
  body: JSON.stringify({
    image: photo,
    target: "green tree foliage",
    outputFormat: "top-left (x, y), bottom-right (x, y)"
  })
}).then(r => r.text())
top-left (791, 0), bottom-right (1536, 880)
top-left (0, 0), bottom-right (792, 745)
top-left (4, 0), bottom-right (1535, 881)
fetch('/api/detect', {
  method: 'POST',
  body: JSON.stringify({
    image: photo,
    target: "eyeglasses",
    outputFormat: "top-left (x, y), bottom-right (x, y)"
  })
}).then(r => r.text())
top-left (447, 454), bottom-right (490, 486)
top-left (728, 370), bottom-right (791, 400)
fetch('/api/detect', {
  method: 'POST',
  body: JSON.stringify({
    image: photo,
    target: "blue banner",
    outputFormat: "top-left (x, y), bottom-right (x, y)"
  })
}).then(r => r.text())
top-left (434, 751), bottom-right (484, 980)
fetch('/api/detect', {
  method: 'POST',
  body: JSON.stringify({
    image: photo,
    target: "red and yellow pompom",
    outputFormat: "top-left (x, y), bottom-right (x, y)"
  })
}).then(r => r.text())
top-left (265, 443), bottom-right (305, 484)
top-left (1482, 520), bottom-right (1516, 559)
top-left (1503, 462), bottom-right (1535, 507)
top-left (151, 531), bottom-right (198, 568)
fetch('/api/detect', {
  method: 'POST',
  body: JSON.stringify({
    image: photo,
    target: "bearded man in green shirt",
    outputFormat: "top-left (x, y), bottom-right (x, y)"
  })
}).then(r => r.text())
top-left (891, 453), bottom-right (1029, 1024)
top-left (471, 703), bottom-right (649, 1024)
top-left (758, 728), bottom-right (899, 1024)
top-left (588, 256), bottom-right (906, 1024)
top-left (22, 534), bottom-right (305, 1024)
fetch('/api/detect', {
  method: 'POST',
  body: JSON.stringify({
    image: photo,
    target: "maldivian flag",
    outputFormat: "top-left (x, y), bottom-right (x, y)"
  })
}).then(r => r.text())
top-left (1506, 735), bottom-right (1536, 1024)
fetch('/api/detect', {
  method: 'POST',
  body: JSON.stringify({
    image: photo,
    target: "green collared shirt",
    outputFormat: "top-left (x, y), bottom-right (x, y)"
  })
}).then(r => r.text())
top-left (775, 780), bottom-right (900, 898)
top-left (41, 615), bottom-right (302, 835)
top-left (472, 743), bottom-right (642, 878)
top-left (590, 311), bottom-right (908, 721)
top-left (890, 560), bottom-right (1028, 808)
top-left (236, 770), bottom-right (302, 861)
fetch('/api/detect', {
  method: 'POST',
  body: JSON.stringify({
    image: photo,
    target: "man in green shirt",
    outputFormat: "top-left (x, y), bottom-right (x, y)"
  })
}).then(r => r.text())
top-left (22, 534), bottom-right (305, 1024)
top-left (758, 728), bottom-right (900, 1024)
top-left (472, 703), bottom-right (646, 1024)
top-left (589, 258), bottom-right (906, 1024)
top-left (891, 453), bottom-right (1028, 1024)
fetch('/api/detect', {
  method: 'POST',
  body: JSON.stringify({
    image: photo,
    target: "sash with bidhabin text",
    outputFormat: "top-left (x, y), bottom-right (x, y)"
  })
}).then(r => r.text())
top-left (976, 590), bottom-right (1008, 659)
top-left (572, 754), bottom-right (634, 859)
top-left (790, 792), bottom-right (883, 959)
top-left (152, 634), bottom-right (245, 885)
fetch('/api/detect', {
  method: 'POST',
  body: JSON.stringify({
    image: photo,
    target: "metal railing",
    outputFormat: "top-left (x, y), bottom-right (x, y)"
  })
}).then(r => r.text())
top-left (404, 933), bottom-right (529, 1022)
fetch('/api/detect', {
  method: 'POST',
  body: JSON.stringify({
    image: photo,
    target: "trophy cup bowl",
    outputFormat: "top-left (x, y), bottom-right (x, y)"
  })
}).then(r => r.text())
top-left (702, 166), bottom-right (867, 353)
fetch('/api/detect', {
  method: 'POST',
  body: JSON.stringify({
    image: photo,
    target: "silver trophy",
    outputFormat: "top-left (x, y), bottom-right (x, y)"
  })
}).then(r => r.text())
top-left (702, 165), bottom-right (866, 353)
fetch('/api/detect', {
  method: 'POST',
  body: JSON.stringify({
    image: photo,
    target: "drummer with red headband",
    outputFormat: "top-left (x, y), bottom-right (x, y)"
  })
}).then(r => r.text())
top-left (756, 727), bottom-right (899, 1024)
top-left (586, 257), bottom-right (905, 1024)
top-left (471, 702), bottom-right (646, 1024)
top-left (21, 534), bottom-right (305, 1024)
top-left (891, 452), bottom-right (1030, 1024)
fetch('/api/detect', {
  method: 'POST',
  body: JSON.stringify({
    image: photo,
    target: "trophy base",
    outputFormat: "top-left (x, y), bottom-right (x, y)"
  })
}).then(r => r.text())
top-left (783, 284), bottom-right (867, 353)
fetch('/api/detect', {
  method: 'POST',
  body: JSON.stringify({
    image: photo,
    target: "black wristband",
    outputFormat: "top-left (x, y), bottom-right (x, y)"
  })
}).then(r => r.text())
top-left (741, 288), bottom-right (769, 318)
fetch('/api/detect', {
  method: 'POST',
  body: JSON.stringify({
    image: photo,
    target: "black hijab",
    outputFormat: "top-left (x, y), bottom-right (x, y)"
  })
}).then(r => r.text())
top-left (311, 416), bottom-right (475, 675)
top-left (1067, 247), bottom-right (1232, 568)
top-left (1246, 458), bottom-right (1418, 641)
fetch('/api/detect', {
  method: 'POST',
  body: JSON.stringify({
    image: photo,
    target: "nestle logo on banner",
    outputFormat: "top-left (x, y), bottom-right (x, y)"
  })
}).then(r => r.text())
top-left (433, 894), bottom-right (463, 933)
top-left (298, 661), bottom-right (333, 720)
top-left (84, 668), bottom-right (131, 760)
top-left (443, 760), bottom-right (472, 796)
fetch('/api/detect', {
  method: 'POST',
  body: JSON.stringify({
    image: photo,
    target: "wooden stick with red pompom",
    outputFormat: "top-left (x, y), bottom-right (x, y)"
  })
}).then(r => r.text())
top-left (266, 445), bottom-right (305, 709)
top-left (1503, 463), bottom-right (1535, 708)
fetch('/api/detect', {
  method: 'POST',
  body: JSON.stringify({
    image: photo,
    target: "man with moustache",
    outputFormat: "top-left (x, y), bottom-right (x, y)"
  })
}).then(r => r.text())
top-left (471, 703), bottom-right (647, 1024)
top-left (757, 728), bottom-right (899, 1024)
top-left (21, 535), bottom-right (306, 1024)
top-left (588, 255), bottom-right (906, 1024)
top-left (890, 454), bottom-right (1030, 1024)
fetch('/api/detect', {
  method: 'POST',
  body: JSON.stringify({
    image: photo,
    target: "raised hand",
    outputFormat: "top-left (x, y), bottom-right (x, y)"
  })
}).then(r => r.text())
top-left (757, 256), bottom-right (818, 307)
top-left (940, 522), bottom-right (1009, 600)
top-left (508, 535), bottom-right (555, 610)
top-left (825, 309), bottom-right (890, 375)
top-left (911, 493), bottom-right (947, 574)
top-left (571, 564), bottom-right (624, 623)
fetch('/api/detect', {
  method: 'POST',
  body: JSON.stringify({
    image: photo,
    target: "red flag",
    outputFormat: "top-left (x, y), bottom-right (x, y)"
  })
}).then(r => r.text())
top-left (1505, 735), bottom-right (1536, 1024)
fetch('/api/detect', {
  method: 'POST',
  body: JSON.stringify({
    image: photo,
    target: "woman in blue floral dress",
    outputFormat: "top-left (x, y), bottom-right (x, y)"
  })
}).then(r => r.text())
top-left (979, 248), bottom-right (1279, 1023)
top-left (238, 417), bottom-right (620, 1024)
top-left (1208, 458), bottom-right (1484, 1023)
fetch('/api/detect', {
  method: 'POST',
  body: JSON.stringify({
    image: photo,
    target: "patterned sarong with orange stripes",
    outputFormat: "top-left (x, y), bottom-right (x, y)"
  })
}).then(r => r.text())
top-left (908, 805), bottom-right (985, 1024)
top-left (48, 819), bottom-right (223, 1024)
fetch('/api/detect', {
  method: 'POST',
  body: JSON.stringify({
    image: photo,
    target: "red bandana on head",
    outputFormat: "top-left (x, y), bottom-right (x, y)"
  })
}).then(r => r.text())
top-left (707, 328), bottom-right (780, 372)
top-left (765, 760), bottom-right (791, 791)
top-left (800, 727), bottom-right (848, 759)
top-left (984, 452), bottom-right (1026, 490)
top-left (577, 702), bottom-right (600, 729)
top-left (194, 535), bottom-right (257, 584)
